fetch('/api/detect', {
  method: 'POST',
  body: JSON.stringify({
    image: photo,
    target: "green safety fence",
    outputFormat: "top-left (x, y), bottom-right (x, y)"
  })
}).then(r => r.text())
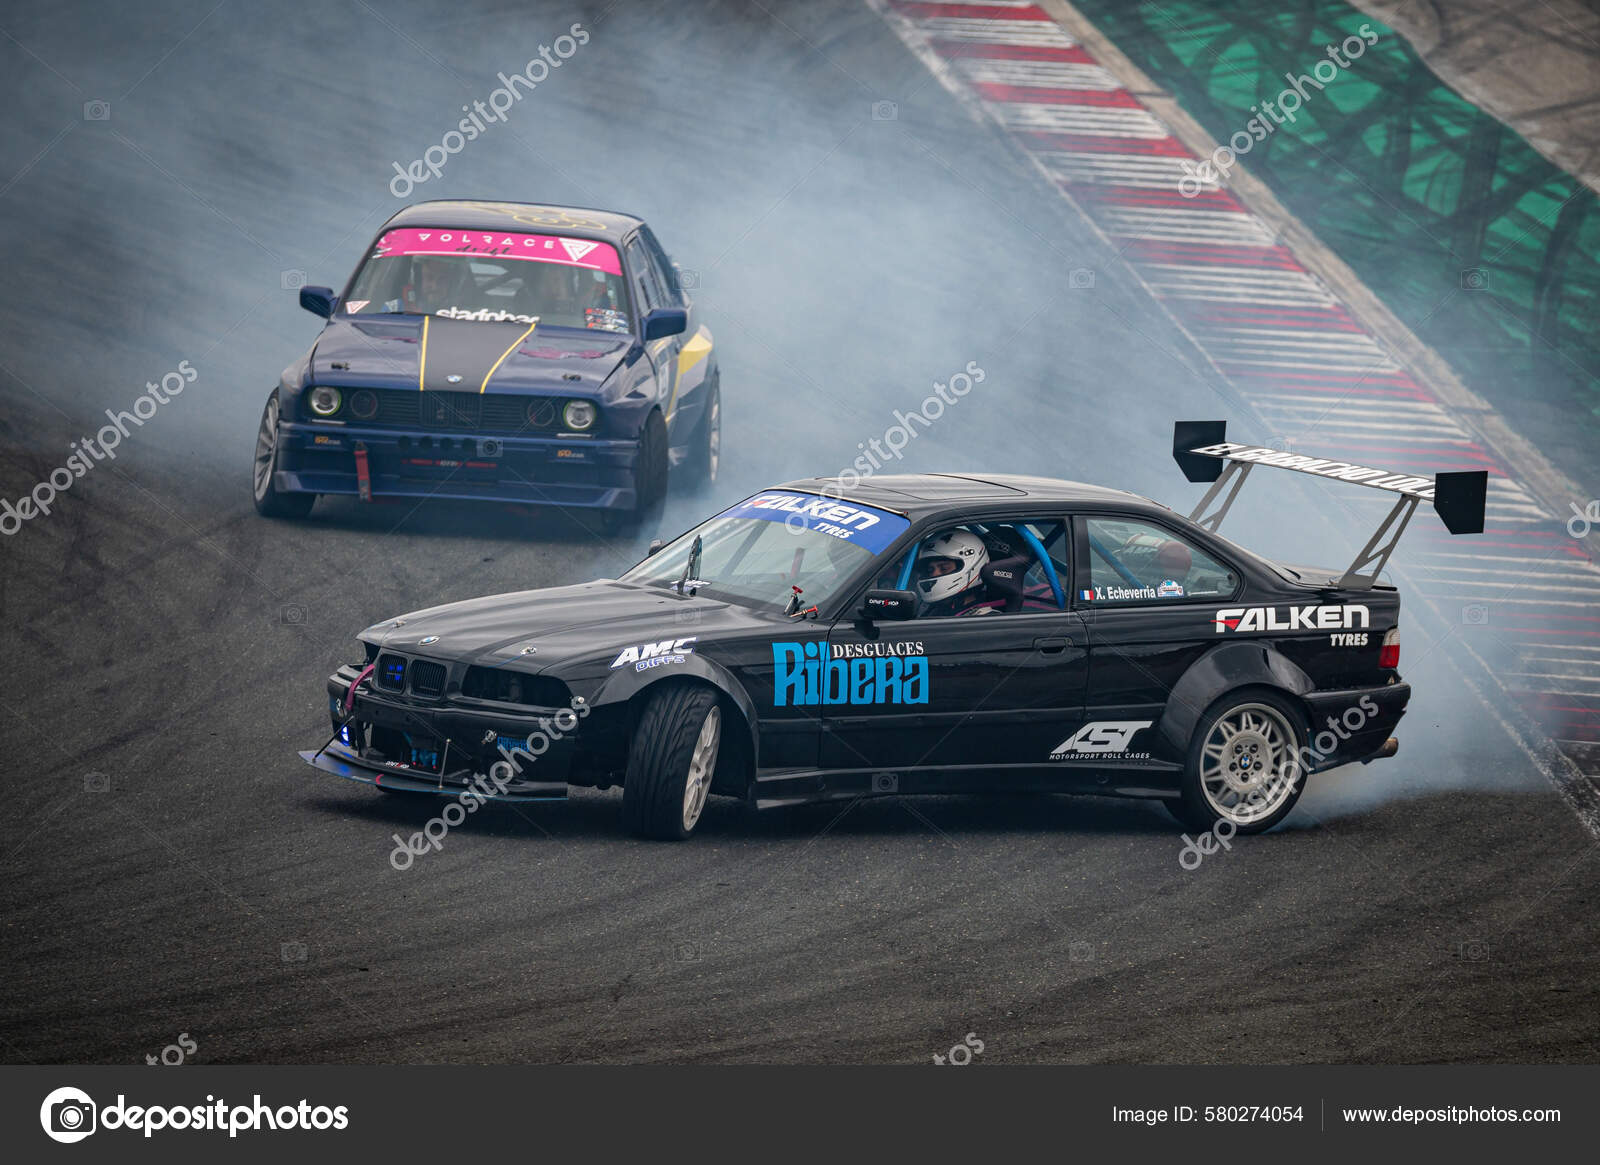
top-left (1073, 0), bottom-right (1600, 451)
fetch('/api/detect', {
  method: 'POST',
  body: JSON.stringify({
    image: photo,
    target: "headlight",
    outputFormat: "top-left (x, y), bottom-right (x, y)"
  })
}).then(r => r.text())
top-left (527, 398), bottom-right (557, 428)
top-left (349, 389), bottom-right (378, 420)
top-left (308, 386), bottom-right (343, 417)
top-left (563, 400), bottom-right (597, 431)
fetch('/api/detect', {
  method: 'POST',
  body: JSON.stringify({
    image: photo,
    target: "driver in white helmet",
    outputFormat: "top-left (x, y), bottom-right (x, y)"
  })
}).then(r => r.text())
top-left (913, 528), bottom-right (995, 616)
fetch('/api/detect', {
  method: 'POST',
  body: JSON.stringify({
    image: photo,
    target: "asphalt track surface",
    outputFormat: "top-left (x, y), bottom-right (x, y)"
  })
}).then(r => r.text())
top-left (0, 0), bottom-right (1595, 1064)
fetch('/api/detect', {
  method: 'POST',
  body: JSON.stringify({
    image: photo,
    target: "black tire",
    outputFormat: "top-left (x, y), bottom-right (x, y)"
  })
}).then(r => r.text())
top-left (637, 408), bottom-right (669, 507)
top-left (621, 683), bottom-right (723, 840)
top-left (1167, 688), bottom-right (1308, 835)
top-left (680, 379), bottom-right (720, 488)
top-left (601, 409), bottom-right (669, 534)
top-left (252, 391), bottom-right (316, 519)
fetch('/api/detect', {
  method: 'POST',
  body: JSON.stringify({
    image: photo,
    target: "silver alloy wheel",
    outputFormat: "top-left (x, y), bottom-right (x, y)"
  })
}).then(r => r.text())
top-left (705, 394), bottom-right (720, 481)
top-left (681, 704), bottom-right (721, 831)
top-left (1199, 702), bottom-right (1301, 825)
top-left (253, 395), bottom-right (280, 502)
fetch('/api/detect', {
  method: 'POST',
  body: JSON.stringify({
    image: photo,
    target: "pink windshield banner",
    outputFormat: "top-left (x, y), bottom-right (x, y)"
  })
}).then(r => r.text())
top-left (371, 229), bottom-right (623, 276)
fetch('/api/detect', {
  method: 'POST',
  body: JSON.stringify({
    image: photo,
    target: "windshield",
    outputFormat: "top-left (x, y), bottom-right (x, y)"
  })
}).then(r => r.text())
top-left (620, 491), bottom-right (912, 614)
top-left (342, 228), bottom-right (631, 332)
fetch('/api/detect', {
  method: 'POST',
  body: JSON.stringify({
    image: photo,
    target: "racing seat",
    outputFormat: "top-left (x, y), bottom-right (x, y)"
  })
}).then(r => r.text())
top-left (978, 556), bottom-right (1030, 614)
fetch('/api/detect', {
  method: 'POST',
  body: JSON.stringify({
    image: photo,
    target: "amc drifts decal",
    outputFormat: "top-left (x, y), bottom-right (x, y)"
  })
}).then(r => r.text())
top-left (773, 641), bottom-right (929, 706)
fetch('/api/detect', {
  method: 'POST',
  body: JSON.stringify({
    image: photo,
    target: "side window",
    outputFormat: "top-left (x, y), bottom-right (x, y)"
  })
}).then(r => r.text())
top-left (640, 228), bottom-right (682, 307)
top-left (877, 520), bottom-right (1068, 617)
top-left (625, 238), bottom-right (659, 315)
top-left (1082, 517), bottom-right (1237, 604)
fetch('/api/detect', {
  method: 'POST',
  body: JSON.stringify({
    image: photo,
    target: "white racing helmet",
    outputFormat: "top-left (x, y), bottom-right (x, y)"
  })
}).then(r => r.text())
top-left (915, 529), bottom-right (989, 604)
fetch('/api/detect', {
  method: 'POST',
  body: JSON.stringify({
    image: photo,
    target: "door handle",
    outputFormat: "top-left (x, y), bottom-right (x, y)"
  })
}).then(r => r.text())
top-left (1033, 636), bottom-right (1070, 654)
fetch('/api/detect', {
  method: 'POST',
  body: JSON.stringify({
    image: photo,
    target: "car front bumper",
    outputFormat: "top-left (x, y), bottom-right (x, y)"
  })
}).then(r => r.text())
top-left (276, 420), bottom-right (639, 510)
top-left (303, 665), bottom-right (584, 801)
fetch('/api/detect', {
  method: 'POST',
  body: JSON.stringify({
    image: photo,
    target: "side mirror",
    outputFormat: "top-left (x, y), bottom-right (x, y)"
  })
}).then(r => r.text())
top-left (860, 589), bottom-right (918, 621)
top-left (299, 285), bottom-right (337, 319)
top-left (640, 307), bottom-right (688, 342)
top-left (646, 539), bottom-right (665, 557)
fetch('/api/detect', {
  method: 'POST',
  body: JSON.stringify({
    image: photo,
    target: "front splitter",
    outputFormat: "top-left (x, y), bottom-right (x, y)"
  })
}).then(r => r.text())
top-left (299, 746), bottom-right (567, 802)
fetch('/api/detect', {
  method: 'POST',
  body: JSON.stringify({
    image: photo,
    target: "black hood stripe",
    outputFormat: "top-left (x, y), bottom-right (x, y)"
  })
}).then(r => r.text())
top-left (418, 316), bottom-right (540, 393)
top-left (478, 321), bottom-right (540, 393)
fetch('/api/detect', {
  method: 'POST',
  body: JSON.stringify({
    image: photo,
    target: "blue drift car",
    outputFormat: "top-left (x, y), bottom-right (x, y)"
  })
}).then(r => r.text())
top-left (252, 201), bottom-right (719, 526)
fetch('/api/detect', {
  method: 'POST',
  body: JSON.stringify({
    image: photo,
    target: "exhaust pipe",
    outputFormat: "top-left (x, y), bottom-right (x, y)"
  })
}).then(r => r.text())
top-left (1362, 737), bottom-right (1400, 764)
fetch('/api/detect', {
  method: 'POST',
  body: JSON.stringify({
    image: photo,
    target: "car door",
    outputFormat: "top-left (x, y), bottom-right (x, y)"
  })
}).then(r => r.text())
top-left (624, 234), bottom-right (678, 417)
top-left (638, 226), bottom-right (705, 437)
top-left (1071, 513), bottom-right (1245, 763)
top-left (819, 517), bottom-right (1087, 775)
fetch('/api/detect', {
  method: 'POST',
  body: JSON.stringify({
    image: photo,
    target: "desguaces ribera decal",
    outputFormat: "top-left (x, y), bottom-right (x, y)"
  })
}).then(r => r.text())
top-left (773, 640), bottom-right (929, 706)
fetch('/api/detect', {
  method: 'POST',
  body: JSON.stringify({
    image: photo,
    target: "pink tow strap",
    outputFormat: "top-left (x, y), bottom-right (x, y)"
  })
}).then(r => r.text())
top-left (343, 660), bottom-right (376, 716)
top-left (354, 442), bottom-right (372, 502)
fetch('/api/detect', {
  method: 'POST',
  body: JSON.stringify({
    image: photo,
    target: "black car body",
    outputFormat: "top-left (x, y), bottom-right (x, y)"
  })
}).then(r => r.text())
top-left (303, 423), bottom-right (1486, 838)
top-left (253, 201), bottom-right (719, 522)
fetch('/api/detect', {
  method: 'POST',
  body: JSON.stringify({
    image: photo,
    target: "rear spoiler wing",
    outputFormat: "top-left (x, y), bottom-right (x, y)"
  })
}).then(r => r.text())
top-left (1172, 420), bottom-right (1486, 590)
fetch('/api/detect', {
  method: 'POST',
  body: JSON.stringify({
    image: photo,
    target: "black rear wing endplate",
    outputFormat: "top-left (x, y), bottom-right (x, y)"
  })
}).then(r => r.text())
top-left (1172, 420), bottom-right (1487, 590)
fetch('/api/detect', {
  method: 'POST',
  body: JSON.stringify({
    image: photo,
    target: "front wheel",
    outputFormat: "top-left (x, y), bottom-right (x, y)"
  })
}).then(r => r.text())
top-left (252, 391), bottom-right (315, 518)
top-left (1168, 690), bottom-right (1307, 835)
top-left (622, 684), bottom-right (723, 839)
top-left (599, 409), bottom-right (668, 535)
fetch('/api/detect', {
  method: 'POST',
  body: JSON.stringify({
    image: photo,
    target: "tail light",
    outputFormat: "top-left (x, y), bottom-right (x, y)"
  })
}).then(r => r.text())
top-left (1379, 626), bottom-right (1400, 670)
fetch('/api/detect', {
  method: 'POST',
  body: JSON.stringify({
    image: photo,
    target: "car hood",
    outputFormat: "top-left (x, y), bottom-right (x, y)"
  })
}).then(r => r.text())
top-left (360, 579), bottom-right (777, 670)
top-left (309, 315), bottom-right (631, 394)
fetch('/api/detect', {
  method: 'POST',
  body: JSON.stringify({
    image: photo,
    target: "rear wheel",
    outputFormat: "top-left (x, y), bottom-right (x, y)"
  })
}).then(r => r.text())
top-left (1168, 689), bottom-right (1307, 834)
top-left (252, 391), bottom-right (315, 518)
top-left (622, 683), bottom-right (723, 840)
top-left (681, 380), bottom-right (720, 487)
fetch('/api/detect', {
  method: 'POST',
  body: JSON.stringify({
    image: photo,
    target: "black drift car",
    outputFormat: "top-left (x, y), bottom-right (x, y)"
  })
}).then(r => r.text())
top-left (303, 422), bottom-right (1486, 839)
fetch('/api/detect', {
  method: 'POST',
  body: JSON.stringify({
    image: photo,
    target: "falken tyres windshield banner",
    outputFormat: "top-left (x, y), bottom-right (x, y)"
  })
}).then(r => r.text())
top-left (715, 491), bottom-right (910, 554)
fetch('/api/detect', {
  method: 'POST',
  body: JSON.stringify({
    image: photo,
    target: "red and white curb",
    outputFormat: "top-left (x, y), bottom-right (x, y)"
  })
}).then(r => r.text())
top-left (871, 0), bottom-right (1600, 806)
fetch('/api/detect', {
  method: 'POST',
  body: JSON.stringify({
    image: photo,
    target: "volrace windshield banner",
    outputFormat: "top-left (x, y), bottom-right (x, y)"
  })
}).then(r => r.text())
top-left (716, 491), bottom-right (909, 554)
top-left (369, 228), bottom-right (623, 275)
